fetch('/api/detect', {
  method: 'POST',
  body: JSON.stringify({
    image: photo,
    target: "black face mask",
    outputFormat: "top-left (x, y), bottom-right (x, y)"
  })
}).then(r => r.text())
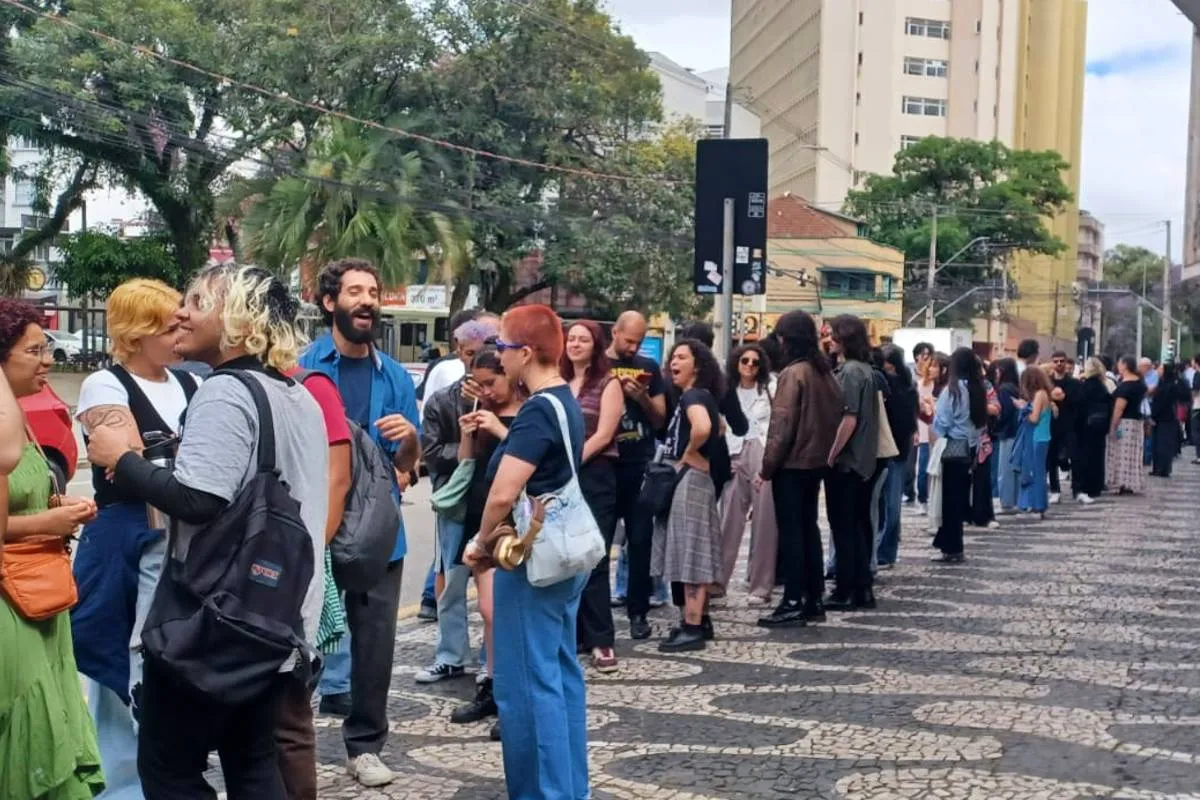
top-left (333, 303), bottom-right (380, 345)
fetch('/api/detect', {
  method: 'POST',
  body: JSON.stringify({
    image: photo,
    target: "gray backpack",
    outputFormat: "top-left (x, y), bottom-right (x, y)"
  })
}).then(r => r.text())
top-left (295, 370), bottom-right (401, 592)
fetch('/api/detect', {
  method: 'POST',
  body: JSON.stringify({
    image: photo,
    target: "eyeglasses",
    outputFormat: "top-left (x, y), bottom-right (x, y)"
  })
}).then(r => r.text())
top-left (494, 338), bottom-right (525, 353)
top-left (21, 344), bottom-right (52, 359)
top-left (739, 357), bottom-right (760, 367)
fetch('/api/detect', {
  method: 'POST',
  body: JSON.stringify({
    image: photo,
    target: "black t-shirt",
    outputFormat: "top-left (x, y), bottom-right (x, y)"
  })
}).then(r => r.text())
top-left (664, 388), bottom-right (721, 462)
top-left (1114, 379), bottom-right (1146, 420)
top-left (609, 354), bottom-right (667, 464)
top-left (486, 385), bottom-right (584, 496)
top-left (1051, 374), bottom-right (1081, 427)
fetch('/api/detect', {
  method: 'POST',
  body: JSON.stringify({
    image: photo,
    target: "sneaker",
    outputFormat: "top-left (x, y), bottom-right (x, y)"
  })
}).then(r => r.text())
top-left (757, 601), bottom-right (807, 629)
top-left (591, 647), bottom-right (619, 673)
top-left (417, 601), bottom-right (438, 623)
top-left (475, 669), bottom-right (490, 686)
top-left (876, 561), bottom-right (895, 571)
top-left (746, 593), bottom-right (770, 605)
top-left (347, 753), bottom-right (395, 787)
top-left (659, 624), bottom-right (706, 652)
top-left (1191, 458), bottom-right (1200, 465)
top-left (415, 663), bottom-right (466, 684)
top-left (648, 595), bottom-right (667, 609)
top-left (917, 502), bottom-right (927, 516)
top-left (610, 595), bottom-right (627, 608)
top-left (986, 520), bottom-right (1001, 529)
top-left (450, 679), bottom-right (497, 724)
top-left (1049, 492), bottom-right (1061, 505)
top-left (1077, 493), bottom-right (1095, 505)
top-left (629, 615), bottom-right (652, 640)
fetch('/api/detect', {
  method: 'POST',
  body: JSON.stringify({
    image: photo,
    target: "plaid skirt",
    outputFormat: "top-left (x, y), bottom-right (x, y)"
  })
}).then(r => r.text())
top-left (1107, 418), bottom-right (1145, 493)
top-left (652, 465), bottom-right (722, 586)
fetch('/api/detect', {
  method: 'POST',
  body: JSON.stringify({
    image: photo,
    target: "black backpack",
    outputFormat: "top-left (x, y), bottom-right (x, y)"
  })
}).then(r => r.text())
top-left (141, 369), bottom-right (318, 704)
top-left (293, 369), bottom-right (401, 592)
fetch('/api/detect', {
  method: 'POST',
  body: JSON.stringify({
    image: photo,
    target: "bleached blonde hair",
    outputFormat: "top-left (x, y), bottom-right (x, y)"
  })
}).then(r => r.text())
top-left (189, 264), bottom-right (306, 371)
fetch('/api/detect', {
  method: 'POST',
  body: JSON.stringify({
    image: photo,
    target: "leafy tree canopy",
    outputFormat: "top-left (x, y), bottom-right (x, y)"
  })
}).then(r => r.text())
top-left (1102, 243), bottom-right (1167, 292)
top-left (843, 137), bottom-right (1074, 306)
top-left (55, 230), bottom-right (187, 298)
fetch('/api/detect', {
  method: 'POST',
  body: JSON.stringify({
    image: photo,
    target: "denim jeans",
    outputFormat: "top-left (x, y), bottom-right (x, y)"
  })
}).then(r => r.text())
top-left (916, 442), bottom-right (931, 503)
top-left (88, 679), bottom-right (143, 799)
top-left (614, 545), bottom-right (667, 604)
top-left (493, 567), bottom-right (590, 799)
top-left (422, 559), bottom-right (437, 605)
top-left (996, 437), bottom-right (1018, 510)
top-left (434, 516), bottom-right (470, 667)
top-left (1020, 440), bottom-right (1051, 512)
top-left (130, 535), bottom-right (166, 730)
top-left (877, 457), bottom-right (904, 566)
top-left (319, 631), bottom-right (351, 696)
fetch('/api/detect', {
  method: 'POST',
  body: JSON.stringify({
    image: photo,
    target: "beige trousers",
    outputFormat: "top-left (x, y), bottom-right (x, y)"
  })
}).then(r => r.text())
top-left (718, 438), bottom-right (780, 598)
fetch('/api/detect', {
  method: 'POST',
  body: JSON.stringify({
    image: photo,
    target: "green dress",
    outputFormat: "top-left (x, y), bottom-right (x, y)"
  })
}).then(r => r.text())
top-left (0, 443), bottom-right (105, 799)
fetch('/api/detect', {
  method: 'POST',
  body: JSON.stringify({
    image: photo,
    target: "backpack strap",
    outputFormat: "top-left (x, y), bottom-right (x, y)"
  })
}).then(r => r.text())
top-left (106, 363), bottom-right (175, 436)
top-left (170, 368), bottom-right (200, 403)
top-left (212, 369), bottom-right (278, 475)
top-left (536, 392), bottom-right (578, 483)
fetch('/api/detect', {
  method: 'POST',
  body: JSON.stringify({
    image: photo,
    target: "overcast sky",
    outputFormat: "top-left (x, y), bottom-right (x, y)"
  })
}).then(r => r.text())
top-left (601, 0), bottom-right (1195, 262)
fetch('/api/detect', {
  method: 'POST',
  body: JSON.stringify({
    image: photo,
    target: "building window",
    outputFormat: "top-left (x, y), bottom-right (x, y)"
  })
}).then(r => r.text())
top-left (13, 180), bottom-right (35, 207)
top-left (900, 135), bottom-right (921, 150)
top-left (854, 132), bottom-right (860, 145)
top-left (882, 275), bottom-right (896, 300)
top-left (904, 57), bottom-right (949, 77)
top-left (905, 17), bottom-right (950, 39)
top-left (822, 270), bottom-right (878, 300)
top-left (859, 11), bottom-right (864, 24)
top-left (9, 136), bottom-right (36, 151)
top-left (902, 96), bottom-right (947, 117)
top-left (858, 52), bottom-right (863, 66)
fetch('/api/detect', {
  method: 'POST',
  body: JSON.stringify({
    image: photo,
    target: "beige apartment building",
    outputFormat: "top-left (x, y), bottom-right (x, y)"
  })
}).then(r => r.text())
top-left (731, 0), bottom-right (1087, 337)
top-left (1077, 209), bottom-right (1104, 346)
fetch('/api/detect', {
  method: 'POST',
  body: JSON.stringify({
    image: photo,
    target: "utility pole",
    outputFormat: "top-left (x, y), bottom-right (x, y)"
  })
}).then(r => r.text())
top-left (924, 207), bottom-right (938, 329)
top-left (711, 83), bottom-right (737, 364)
top-left (1162, 219), bottom-right (1173, 362)
top-left (1137, 251), bottom-right (1147, 359)
top-left (723, 82), bottom-right (734, 138)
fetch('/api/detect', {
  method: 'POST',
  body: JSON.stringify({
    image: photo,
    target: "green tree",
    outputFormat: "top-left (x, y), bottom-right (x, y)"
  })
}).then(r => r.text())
top-left (54, 231), bottom-right (187, 298)
top-left (543, 124), bottom-right (704, 319)
top-left (844, 137), bottom-right (1074, 313)
top-left (226, 120), bottom-right (469, 290)
top-left (1102, 243), bottom-right (1166, 292)
top-left (1098, 244), bottom-right (1200, 360)
top-left (0, 0), bottom-right (433, 276)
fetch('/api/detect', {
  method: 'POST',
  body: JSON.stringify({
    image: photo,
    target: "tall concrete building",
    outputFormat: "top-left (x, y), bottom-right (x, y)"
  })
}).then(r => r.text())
top-left (730, 0), bottom-right (1087, 337)
top-left (1077, 210), bottom-right (1104, 346)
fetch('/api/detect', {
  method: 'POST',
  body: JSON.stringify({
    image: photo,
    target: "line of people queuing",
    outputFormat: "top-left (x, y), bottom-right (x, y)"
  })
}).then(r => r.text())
top-left (3, 256), bottom-right (1195, 800)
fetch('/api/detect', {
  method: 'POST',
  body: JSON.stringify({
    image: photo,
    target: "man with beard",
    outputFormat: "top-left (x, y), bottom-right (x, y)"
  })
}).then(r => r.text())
top-left (299, 258), bottom-right (420, 788)
top-left (1048, 350), bottom-right (1081, 502)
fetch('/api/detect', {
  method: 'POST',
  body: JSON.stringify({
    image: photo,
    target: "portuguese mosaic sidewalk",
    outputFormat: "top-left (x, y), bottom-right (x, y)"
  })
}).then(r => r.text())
top-left (309, 464), bottom-right (1200, 799)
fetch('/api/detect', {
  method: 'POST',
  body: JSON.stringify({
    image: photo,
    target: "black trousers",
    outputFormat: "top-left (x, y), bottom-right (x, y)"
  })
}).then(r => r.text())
top-left (933, 458), bottom-right (971, 556)
top-left (1046, 435), bottom-right (1062, 494)
top-left (773, 467), bottom-right (826, 606)
top-left (1152, 421), bottom-right (1180, 477)
top-left (616, 460), bottom-right (655, 618)
top-left (343, 559), bottom-right (404, 758)
top-left (138, 657), bottom-right (287, 800)
top-left (824, 468), bottom-right (873, 597)
top-left (903, 445), bottom-right (917, 501)
top-left (577, 457), bottom-right (619, 649)
top-left (1075, 429), bottom-right (1106, 497)
top-left (969, 453), bottom-right (994, 526)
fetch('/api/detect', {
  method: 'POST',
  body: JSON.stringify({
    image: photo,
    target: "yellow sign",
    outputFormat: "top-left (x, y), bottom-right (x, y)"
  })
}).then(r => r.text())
top-left (26, 268), bottom-right (46, 291)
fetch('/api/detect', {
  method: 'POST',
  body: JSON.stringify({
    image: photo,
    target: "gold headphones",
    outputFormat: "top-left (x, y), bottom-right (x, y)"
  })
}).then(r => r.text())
top-left (482, 497), bottom-right (547, 570)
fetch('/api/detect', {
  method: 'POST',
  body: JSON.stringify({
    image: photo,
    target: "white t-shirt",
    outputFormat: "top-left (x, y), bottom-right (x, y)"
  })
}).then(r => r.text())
top-left (76, 368), bottom-right (198, 435)
top-left (420, 358), bottom-right (466, 420)
top-left (725, 379), bottom-right (774, 456)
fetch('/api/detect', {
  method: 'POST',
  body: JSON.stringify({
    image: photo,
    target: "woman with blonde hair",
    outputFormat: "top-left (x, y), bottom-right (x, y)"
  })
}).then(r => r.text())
top-left (71, 278), bottom-right (200, 799)
top-left (1074, 357), bottom-right (1112, 503)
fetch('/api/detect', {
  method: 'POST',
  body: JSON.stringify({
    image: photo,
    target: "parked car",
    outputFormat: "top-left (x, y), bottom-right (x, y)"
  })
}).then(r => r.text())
top-left (20, 384), bottom-right (78, 492)
top-left (44, 330), bottom-right (81, 363)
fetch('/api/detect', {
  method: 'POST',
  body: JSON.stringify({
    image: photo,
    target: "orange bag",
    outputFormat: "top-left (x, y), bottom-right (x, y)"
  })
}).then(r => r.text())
top-left (0, 536), bottom-right (77, 621)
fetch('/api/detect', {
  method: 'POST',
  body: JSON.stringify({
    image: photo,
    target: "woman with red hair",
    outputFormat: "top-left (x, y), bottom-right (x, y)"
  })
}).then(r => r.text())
top-left (467, 304), bottom-right (591, 798)
top-left (561, 320), bottom-right (623, 673)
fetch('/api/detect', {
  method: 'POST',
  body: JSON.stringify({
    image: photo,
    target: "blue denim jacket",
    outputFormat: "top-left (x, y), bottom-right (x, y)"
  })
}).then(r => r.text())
top-left (933, 380), bottom-right (981, 447)
top-left (299, 334), bottom-right (421, 561)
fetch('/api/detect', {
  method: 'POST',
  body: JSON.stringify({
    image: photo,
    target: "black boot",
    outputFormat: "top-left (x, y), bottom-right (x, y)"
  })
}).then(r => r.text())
top-left (490, 720), bottom-right (501, 741)
top-left (855, 587), bottom-right (877, 610)
top-left (450, 678), bottom-right (497, 724)
top-left (757, 600), bottom-right (807, 629)
top-left (629, 614), bottom-right (652, 640)
top-left (824, 590), bottom-right (855, 612)
top-left (700, 614), bottom-right (715, 641)
top-left (802, 599), bottom-right (827, 623)
top-left (659, 623), bottom-right (706, 652)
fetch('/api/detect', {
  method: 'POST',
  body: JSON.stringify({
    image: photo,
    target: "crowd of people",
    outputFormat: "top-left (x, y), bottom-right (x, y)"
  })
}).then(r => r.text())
top-left (0, 256), bottom-right (1195, 799)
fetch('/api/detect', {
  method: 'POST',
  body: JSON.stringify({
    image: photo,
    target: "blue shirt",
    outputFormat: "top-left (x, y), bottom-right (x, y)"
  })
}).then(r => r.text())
top-left (486, 386), bottom-right (584, 496)
top-left (299, 334), bottom-right (421, 561)
top-left (933, 380), bottom-right (981, 447)
top-left (337, 354), bottom-right (373, 426)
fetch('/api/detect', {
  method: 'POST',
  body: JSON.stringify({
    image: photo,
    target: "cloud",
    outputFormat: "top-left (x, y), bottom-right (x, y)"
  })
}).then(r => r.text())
top-left (1086, 44), bottom-right (1190, 76)
top-left (601, 0), bottom-right (730, 71)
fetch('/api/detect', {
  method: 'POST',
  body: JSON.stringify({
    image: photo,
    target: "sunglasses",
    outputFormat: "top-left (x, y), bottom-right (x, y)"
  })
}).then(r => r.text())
top-left (494, 338), bottom-right (525, 353)
top-left (740, 357), bottom-right (760, 367)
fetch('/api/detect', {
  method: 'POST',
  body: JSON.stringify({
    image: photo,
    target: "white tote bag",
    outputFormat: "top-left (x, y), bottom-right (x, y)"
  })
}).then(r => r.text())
top-left (512, 393), bottom-right (606, 587)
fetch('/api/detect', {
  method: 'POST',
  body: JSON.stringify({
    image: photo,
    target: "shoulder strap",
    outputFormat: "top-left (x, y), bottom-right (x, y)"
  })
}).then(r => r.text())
top-left (169, 368), bottom-right (200, 403)
top-left (212, 369), bottom-right (277, 474)
top-left (107, 363), bottom-right (174, 435)
top-left (536, 392), bottom-right (578, 481)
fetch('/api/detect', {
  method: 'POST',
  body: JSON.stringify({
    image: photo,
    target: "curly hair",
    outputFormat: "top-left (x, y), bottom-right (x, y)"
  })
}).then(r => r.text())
top-left (727, 344), bottom-right (770, 393)
top-left (190, 264), bottom-right (305, 371)
top-left (669, 338), bottom-right (725, 398)
top-left (316, 258), bottom-right (381, 325)
top-left (0, 298), bottom-right (42, 363)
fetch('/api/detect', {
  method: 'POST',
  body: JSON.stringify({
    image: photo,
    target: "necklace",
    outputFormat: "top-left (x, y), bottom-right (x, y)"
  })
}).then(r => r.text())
top-left (525, 374), bottom-right (561, 395)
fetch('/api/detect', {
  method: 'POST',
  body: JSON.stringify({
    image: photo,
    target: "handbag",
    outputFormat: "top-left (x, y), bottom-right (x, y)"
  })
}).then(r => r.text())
top-left (641, 460), bottom-right (684, 520)
top-left (477, 497), bottom-right (546, 571)
top-left (430, 459), bottom-right (476, 522)
top-left (0, 434), bottom-right (77, 621)
top-left (941, 437), bottom-right (971, 463)
top-left (876, 391), bottom-right (899, 459)
top-left (508, 392), bottom-right (606, 588)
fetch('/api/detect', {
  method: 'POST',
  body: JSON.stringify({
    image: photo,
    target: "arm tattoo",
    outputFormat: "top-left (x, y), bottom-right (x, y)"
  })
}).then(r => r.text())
top-left (80, 405), bottom-right (142, 447)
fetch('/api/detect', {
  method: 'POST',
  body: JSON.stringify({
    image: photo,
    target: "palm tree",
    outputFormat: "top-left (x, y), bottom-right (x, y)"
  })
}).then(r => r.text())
top-left (228, 120), bottom-right (469, 291)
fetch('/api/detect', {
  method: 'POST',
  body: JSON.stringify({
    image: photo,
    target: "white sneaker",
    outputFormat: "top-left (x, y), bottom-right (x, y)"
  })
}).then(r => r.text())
top-left (1049, 493), bottom-right (1061, 505)
top-left (917, 502), bottom-right (927, 516)
top-left (348, 753), bottom-right (395, 787)
top-left (1078, 494), bottom-right (1095, 505)
top-left (986, 520), bottom-right (1001, 529)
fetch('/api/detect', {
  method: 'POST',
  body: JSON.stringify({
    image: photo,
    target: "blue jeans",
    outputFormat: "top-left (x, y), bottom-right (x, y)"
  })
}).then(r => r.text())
top-left (614, 545), bottom-right (667, 603)
top-left (88, 679), bottom-right (143, 799)
top-left (319, 628), bottom-right (352, 696)
top-left (433, 516), bottom-right (470, 667)
top-left (916, 443), bottom-right (931, 503)
top-left (996, 438), bottom-right (1018, 510)
top-left (877, 457), bottom-right (904, 566)
top-left (1020, 440), bottom-right (1051, 512)
top-left (493, 567), bottom-right (589, 799)
top-left (422, 559), bottom-right (437, 605)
